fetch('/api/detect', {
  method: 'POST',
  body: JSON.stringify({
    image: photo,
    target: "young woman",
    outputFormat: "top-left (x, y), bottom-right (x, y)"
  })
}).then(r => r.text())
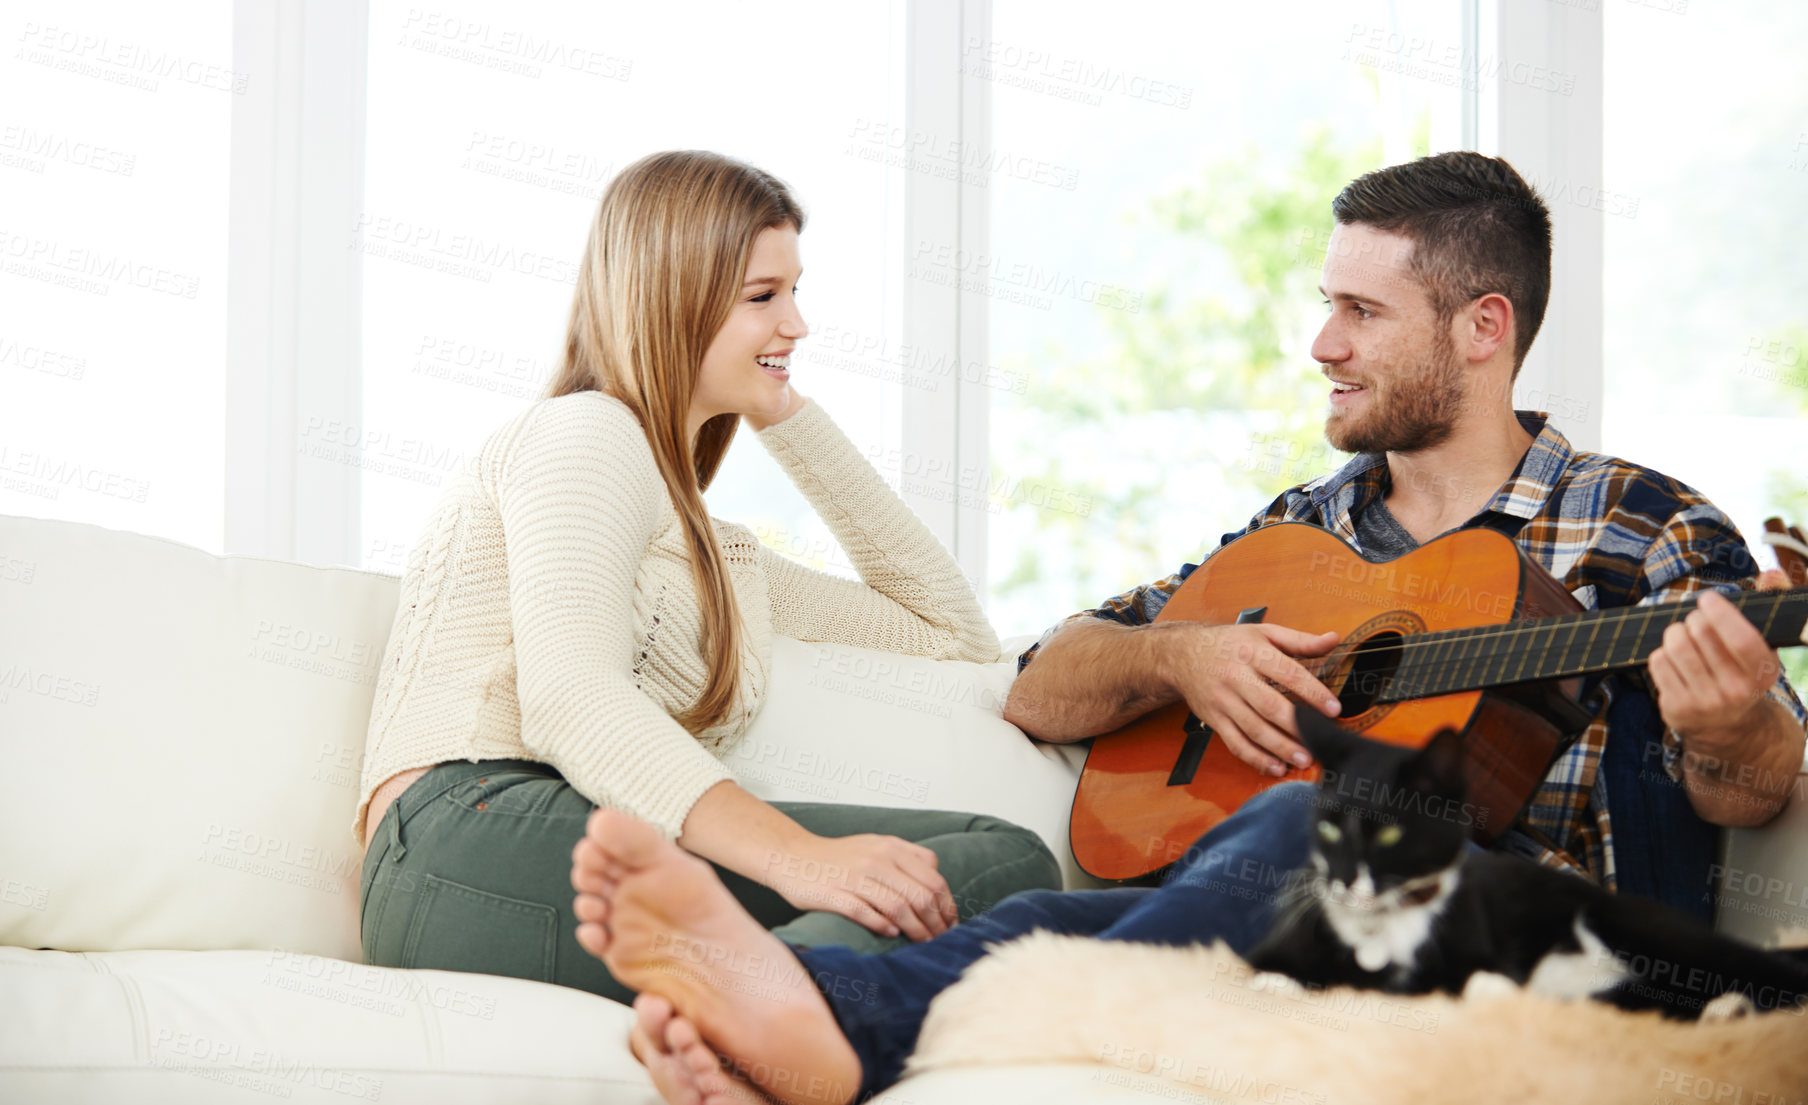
top-left (354, 150), bottom-right (1061, 1004)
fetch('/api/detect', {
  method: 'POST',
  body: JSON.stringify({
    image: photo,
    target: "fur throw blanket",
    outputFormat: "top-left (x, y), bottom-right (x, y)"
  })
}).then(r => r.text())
top-left (906, 932), bottom-right (1808, 1104)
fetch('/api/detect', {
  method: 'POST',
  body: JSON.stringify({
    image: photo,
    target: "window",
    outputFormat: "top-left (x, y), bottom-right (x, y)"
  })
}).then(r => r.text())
top-left (0, 1), bottom-right (233, 551)
top-left (1601, 0), bottom-right (1808, 568)
top-left (981, 0), bottom-right (1467, 637)
top-left (1602, 0), bottom-right (1808, 688)
top-left (359, 0), bottom-right (907, 575)
top-left (31, 0), bottom-right (1783, 676)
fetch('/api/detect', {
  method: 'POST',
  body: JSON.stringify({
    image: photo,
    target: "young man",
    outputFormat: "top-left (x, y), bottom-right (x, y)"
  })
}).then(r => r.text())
top-left (568, 152), bottom-right (1808, 1105)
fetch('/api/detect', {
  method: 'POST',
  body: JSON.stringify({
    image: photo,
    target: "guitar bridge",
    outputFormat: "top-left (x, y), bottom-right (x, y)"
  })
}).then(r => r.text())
top-left (1167, 605), bottom-right (1268, 787)
top-left (1167, 713), bottom-right (1211, 786)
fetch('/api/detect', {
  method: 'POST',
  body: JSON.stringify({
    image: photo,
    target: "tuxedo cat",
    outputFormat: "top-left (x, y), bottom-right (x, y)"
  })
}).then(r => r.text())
top-left (1246, 705), bottom-right (1808, 1020)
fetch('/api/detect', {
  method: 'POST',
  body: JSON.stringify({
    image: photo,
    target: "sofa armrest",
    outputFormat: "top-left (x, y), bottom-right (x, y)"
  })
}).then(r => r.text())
top-left (1714, 770), bottom-right (1808, 946)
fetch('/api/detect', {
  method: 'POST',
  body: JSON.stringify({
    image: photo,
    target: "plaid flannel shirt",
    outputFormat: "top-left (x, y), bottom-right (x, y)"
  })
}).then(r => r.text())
top-left (1019, 412), bottom-right (1807, 887)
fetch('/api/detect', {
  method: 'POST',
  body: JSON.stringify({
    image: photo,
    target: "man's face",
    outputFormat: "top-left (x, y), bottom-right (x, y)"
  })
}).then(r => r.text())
top-left (1311, 224), bottom-right (1465, 455)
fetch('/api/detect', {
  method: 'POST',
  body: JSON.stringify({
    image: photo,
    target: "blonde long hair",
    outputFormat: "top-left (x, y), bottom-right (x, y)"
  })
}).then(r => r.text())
top-left (541, 150), bottom-right (806, 733)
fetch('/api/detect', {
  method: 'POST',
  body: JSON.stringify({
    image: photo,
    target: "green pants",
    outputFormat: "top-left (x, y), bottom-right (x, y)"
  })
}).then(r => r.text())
top-left (359, 759), bottom-right (1063, 1005)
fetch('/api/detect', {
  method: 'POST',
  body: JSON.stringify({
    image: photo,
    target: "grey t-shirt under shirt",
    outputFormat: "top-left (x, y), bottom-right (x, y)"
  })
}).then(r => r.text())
top-left (1352, 497), bottom-right (1421, 559)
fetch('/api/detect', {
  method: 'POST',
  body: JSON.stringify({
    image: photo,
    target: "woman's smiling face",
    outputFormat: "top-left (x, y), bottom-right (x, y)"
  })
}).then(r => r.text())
top-left (690, 224), bottom-right (808, 437)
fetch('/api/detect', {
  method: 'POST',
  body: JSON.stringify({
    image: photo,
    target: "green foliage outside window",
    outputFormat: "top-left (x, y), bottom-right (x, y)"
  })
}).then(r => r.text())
top-left (988, 125), bottom-right (1808, 703)
top-left (990, 127), bottom-right (1391, 613)
top-left (1757, 325), bottom-right (1808, 694)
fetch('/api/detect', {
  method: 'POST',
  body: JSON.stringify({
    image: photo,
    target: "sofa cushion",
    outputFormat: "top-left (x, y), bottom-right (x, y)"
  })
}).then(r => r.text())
top-left (0, 944), bottom-right (1154, 1104)
top-left (0, 946), bottom-right (655, 1104)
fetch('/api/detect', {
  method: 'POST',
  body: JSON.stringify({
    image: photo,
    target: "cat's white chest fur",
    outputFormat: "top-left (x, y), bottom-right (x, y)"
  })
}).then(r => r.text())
top-left (1525, 917), bottom-right (1631, 999)
top-left (1322, 864), bottom-right (1456, 974)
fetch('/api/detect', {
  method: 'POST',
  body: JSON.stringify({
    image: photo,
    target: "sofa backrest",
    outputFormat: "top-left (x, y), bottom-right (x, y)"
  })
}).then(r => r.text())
top-left (0, 514), bottom-right (1095, 960)
top-left (15, 510), bottom-right (1786, 957)
top-left (1, 515), bottom-right (398, 960)
top-left (729, 634), bottom-right (1092, 893)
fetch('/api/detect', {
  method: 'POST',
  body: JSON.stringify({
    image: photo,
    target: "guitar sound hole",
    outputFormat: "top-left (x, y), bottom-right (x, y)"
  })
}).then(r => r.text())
top-left (1337, 631), bottom-right (1405, 716)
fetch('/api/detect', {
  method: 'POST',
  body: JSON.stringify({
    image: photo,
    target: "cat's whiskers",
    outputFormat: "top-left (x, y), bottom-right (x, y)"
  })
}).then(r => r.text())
top-left (1267, 873), bottom-right (1324, 937)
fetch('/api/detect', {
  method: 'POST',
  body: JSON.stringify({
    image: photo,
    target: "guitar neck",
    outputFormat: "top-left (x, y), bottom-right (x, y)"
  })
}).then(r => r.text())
top-left (1381, 588), bottom-right (1808, 703)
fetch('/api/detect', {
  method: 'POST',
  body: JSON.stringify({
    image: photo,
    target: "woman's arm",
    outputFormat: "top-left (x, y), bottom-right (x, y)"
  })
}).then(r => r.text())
top-left (498, 395), bottom-right (954, 937)
top-left (747, 395), bottom-right (1001, 662)
top-left (492, 395), bottom-right (738, 841)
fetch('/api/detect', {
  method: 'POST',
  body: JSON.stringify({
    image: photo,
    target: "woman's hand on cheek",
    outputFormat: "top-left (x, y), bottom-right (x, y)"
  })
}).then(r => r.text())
top-left (743, 387), bottom-right (807, 431)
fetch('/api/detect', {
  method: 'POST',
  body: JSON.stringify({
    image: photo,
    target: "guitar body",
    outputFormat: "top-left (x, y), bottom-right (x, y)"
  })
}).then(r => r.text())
top-left (1070, 523), bottom-right (1588, 881)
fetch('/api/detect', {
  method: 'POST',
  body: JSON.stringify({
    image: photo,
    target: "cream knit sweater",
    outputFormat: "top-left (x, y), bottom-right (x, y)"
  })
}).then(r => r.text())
top-left (352, 392), bottom-right (999, 845)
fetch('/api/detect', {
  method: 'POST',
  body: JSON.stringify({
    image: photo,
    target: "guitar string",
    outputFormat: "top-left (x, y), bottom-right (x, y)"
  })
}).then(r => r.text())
top-left (1323, 593), bottom-right (1800, 651)
top-left (1328, 589), bottom-right (1803, 656)
top-left (1305, 590), bottom-right (1806, 689)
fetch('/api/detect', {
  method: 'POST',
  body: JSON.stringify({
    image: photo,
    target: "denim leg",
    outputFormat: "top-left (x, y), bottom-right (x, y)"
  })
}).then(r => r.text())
top-left (360, 761), bottom-right (639, 1003)
top-left (795, 887), bottom-right (1149, 1099)
top-left (798, 782), bottom-right (1319, 1098)
top-left (1101, 781), bottom-right (1316, 955)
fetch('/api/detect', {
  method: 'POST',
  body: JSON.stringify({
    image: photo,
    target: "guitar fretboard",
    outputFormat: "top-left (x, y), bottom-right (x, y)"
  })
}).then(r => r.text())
top-left (1373, 588), bottom-right (1808, 703)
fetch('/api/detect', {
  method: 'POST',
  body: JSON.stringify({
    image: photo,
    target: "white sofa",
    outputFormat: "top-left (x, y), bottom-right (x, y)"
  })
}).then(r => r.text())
top-left (2, 513), bottom-right (1803, 1104)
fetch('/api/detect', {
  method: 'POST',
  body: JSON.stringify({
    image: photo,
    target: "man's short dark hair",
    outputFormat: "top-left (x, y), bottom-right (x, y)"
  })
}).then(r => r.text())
top-left (1331, 152), bottom-right (1552, 373)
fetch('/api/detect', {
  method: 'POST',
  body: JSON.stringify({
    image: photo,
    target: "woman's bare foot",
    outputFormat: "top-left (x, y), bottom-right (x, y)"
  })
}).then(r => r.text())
top-left (629, 994), bottom-right (711, 1105)
top-left (631, 994), bottom-right (775, 1105)
top-left (571, 809), bottom-right (861, 1105)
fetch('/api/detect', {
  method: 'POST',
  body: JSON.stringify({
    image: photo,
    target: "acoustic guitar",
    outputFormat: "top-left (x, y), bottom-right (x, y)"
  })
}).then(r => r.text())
top-left (1069, 522), bottom-right (1808, 881)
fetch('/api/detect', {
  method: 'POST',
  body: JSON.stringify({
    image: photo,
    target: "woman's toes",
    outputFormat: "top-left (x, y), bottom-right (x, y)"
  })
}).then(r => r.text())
top-left (587, 808), bottom-right (667, 868)
top-left (693, 1067), bottom-right (732, 1099)
top-left (628, 1022), bottom-right (659, 1066)
top-left (570, 838), bottom-right (622, 893)
top-left (632, 1018), bottom-right (704, 1105)
top-left (636, 993), bottom-right (676, 1042)
top-left (574, 892), bottom-right (610, 924)
top-left (571, 864), bottom-right (607, 896)
top-left (574, 920), bottom-right (609, 958)
top-left (665, 1012), bottom-right (701, 1052)
top-left (668, 1017), bottom-right (731, 1095)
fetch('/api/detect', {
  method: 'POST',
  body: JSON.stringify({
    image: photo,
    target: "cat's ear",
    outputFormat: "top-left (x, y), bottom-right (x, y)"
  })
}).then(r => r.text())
top-left (1294, 702), bottom-right (1361, 770)
top-left (1404, 728), bottom-right (1467, 797)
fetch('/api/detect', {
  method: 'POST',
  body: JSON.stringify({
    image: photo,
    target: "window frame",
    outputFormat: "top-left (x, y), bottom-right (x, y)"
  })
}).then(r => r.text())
top-left (1477, 0), bottom-right (1606, 454)
top-left (224, 0), bottom-right (369, 566)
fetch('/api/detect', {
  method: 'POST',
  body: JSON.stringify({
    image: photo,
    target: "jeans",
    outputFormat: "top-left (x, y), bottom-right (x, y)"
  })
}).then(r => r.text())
top-left (795, 781), bottom-right (1319, 1099)
top-left (359, 759), bottom-right (1064, 1005)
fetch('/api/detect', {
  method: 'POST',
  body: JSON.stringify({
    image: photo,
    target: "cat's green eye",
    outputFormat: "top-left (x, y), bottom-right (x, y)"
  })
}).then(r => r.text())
top-left (1317, 821), bottom-right (1342, 843)
top-left (1375, 824), bottom-right (1403, 847)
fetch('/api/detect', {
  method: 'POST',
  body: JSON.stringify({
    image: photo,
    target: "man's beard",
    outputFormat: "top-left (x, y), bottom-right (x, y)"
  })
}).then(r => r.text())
top-left (1323, 341), bottom-right (1466, 455)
